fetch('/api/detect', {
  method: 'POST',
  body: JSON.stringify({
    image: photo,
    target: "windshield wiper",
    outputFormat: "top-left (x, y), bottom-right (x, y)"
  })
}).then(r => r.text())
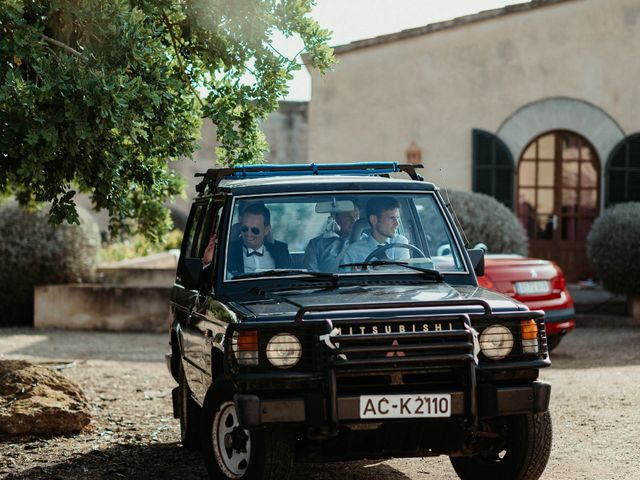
top-left (339, 261), bottom-right (444, 282)
top-left (234, 269), bottom-right (339, 283)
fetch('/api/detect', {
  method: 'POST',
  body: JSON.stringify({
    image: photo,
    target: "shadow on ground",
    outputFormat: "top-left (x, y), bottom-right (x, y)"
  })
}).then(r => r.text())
top-left (5, 441), bottom-right (413, 480)
top-left (5, 442), bottom-right (207, 480)
top-left (294, 460), bottom-right (413, 480)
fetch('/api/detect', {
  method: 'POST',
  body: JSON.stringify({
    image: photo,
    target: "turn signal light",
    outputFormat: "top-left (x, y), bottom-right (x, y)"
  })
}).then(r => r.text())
top-left (233, 330), bottom-right (259, 366)
top-left (521, 320), bottom-right (539, 354)
top-left (237, 330), bottom-right (258, 350)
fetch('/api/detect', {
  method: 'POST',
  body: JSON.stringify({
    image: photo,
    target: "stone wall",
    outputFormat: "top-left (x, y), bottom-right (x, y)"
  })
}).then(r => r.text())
top-left (34, 284), bottom-right (171, 333)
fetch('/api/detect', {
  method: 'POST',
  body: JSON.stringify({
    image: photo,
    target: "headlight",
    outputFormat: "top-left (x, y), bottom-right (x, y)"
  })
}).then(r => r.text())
top-left (266, 333), bottom-right (302, 368)
top-left (479, 324), bottom-right (514, 360)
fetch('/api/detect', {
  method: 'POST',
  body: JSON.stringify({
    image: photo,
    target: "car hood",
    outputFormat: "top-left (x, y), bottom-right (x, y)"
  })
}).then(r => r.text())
top-left (235, 283), bottom-right (525, 320)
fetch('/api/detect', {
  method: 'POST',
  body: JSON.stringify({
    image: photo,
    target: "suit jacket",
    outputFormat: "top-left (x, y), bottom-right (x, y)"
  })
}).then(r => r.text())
top-left (227, 239), bottom-right (292, 275)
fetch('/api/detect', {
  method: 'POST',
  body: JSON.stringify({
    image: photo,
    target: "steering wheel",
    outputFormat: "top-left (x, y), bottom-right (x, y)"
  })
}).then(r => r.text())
top-left (363, 243), bottom-right (426, 265)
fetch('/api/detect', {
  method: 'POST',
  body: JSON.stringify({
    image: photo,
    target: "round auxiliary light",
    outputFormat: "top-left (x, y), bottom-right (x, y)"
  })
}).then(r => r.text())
top-left (266, 333), bottom-right (302, 368)
top-left (479, 324), bottom-right (514, 360)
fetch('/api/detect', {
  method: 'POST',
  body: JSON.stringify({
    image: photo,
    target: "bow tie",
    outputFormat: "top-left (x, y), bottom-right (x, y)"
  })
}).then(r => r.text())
top-left (246, 249), bottom-right (263, 257)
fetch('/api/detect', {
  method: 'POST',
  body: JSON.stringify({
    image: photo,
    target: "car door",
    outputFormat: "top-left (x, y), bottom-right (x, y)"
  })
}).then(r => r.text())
top-left (182, 198), bottom-right (226, 401)
top-left (172, 199), bottom-right (211, 400)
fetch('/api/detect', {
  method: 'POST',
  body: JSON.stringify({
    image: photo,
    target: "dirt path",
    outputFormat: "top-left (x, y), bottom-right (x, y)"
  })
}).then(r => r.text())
top-left (1, 325), bottom-right (639, 479)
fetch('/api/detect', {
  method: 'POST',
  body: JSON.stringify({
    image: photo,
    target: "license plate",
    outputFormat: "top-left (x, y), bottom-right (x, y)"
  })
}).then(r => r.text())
top-left (359, 394), bottom-right (451, 419)
top-left (515, 280), bottom-right (551, 295)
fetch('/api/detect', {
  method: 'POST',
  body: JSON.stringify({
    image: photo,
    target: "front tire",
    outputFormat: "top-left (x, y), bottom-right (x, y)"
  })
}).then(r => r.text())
top-left (450, 411), bottom-right (552, 480)
top-left (201, 379), bottom-right (294, 480)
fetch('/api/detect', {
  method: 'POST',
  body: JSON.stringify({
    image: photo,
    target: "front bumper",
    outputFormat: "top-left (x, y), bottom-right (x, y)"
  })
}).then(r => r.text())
top-left (234, 381), bottom-right (551, 428)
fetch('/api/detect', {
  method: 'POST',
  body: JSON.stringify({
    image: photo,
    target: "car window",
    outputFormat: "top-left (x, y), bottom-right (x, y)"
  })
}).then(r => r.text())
top-left (223, 192), bottom-right (465, 280)
top-left (192, 201), bottom-right (222, 258)
top-left (182, 203), bottom-right (207, 260)
top-left (414, 196), bottom-right (463, 271)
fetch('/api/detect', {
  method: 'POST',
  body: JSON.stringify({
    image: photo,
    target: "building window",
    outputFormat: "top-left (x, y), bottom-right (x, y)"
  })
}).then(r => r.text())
top-left (606, 133), bottom-right (640, 206)
top-left (472, 129), bottom-right (514, 209)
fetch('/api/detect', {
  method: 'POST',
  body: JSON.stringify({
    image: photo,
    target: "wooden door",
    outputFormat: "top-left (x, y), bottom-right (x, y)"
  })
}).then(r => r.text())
top-left (517, 131), bottom-right (600, 282)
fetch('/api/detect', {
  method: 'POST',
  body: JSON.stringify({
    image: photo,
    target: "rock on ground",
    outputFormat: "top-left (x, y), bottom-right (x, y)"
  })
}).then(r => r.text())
top-left (0, 360), bottom-right (91, 435)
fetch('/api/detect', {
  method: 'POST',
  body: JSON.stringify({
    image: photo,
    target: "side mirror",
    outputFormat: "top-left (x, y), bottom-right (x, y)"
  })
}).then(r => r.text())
top-left (467, 248), bottom-right (485, 277)
top-left (181, 258), bottom-right (204, 290)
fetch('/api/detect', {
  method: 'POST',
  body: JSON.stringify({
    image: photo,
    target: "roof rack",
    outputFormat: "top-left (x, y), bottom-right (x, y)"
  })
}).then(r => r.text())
top-left (195, 162), bottom-right (424, 192)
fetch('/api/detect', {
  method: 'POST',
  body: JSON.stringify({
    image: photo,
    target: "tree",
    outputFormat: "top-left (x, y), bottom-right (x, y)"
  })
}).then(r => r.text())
top-left (447, 190), bottom-right (528, 256)
top-left (0, 0), bottom-right (334, 240)
top-left (587, 202), bottom-right (640, 320)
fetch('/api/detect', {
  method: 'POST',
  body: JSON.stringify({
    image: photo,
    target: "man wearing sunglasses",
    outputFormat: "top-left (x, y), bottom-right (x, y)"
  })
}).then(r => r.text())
top-left (227, 203), bottom-right (292, 276)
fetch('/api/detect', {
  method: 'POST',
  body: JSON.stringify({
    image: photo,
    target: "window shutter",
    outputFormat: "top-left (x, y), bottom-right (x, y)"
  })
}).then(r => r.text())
top-left (472, 129), bottom-right (515, 209)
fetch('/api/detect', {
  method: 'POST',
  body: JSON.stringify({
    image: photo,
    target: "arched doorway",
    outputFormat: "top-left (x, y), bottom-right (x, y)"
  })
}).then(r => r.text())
top-left (517, 130), bottom-right (600, 281)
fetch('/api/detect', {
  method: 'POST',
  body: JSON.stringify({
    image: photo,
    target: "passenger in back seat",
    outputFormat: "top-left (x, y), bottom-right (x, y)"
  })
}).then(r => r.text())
top-left (303, 205), bottom-right (360, 273)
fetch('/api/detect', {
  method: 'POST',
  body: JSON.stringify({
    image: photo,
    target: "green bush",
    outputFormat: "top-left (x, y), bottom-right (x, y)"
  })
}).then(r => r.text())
top-left (99, 229), bottom-right (183, 263)
top-left (0, 202), bottom-right (100, 326)
top-left (587, 202), bottom-right (640, 296)
top-left (446, 190), bottom-right (528, 255)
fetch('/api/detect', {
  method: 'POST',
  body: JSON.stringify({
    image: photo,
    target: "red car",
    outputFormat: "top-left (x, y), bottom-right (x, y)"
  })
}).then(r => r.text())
top-left (477, 254), bottom-right (575, 351)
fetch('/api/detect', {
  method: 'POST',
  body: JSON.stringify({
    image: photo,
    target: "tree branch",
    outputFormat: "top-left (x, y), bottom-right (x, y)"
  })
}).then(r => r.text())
top-left (160, 12), bottom-right (205, 109)
top-left (41, 34), bottom-right (85, 59)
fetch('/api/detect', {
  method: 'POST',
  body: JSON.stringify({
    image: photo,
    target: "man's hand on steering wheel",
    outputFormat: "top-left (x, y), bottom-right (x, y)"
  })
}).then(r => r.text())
top-left (363, 243), bottom-right (426, 265)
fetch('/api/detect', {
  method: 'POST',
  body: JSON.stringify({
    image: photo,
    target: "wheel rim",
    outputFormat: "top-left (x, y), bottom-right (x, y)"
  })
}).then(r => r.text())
top-left (212, 401), bottom-right (251, 478)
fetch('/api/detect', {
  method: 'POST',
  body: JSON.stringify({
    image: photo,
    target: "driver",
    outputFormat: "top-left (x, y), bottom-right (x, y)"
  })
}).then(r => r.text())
top-left (341, 196), bottom-right (409, 268)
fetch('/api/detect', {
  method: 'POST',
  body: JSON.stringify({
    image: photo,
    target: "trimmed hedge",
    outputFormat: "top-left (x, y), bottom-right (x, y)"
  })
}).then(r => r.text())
top-left (587, 202), bottom-right (640, 296)
top-left (446, 190), bottom-right (528, 256)
top-left (0, 202), bottom-right (100, 326)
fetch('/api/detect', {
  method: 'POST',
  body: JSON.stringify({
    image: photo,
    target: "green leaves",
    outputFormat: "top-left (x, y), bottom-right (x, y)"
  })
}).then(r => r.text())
top-left (0, 0), bottom-right (334, 240)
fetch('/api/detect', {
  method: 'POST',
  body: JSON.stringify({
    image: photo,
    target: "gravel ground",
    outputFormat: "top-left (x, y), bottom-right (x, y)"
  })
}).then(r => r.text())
top-left (1, 322), bottom-right (639, 480)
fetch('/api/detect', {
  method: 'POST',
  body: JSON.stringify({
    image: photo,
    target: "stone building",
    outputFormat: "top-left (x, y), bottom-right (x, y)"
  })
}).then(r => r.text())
top-left (305, 0), bottom-right (640, 281)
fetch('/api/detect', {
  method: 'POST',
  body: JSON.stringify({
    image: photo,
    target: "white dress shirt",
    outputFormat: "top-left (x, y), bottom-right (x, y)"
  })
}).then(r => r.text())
top-left (243, 245), bottom-right (275, 273)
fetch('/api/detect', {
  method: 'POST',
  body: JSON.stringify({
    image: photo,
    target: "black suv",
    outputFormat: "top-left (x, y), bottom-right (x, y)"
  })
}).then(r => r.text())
top-left (167, 163), bottom-right (552, 480)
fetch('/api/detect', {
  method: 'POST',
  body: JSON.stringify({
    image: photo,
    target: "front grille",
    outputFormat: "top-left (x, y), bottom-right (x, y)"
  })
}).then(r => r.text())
top-left (327, 315), bottom-right (475, 368)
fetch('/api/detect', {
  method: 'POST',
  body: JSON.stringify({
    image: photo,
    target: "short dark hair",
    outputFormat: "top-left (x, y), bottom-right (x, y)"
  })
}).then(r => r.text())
top-left (367, 197), bottom-right (399, 219)
top-left (241, 203), bottom-right (271, 226)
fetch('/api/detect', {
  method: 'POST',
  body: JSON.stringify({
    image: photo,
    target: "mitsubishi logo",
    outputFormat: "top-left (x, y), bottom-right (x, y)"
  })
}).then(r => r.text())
top-left (530, 268), bottom-right (538, 279)
top-left (386, 339), bottom-right (406, 358)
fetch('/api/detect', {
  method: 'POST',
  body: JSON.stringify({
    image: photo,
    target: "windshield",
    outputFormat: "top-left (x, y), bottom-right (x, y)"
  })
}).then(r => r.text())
top-left (224, 192), bottom-right (466, 281)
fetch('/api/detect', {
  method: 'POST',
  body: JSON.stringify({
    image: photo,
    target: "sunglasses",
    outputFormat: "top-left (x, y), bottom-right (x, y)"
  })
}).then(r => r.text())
top-left (241, 226), bottom-right (262, 235)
